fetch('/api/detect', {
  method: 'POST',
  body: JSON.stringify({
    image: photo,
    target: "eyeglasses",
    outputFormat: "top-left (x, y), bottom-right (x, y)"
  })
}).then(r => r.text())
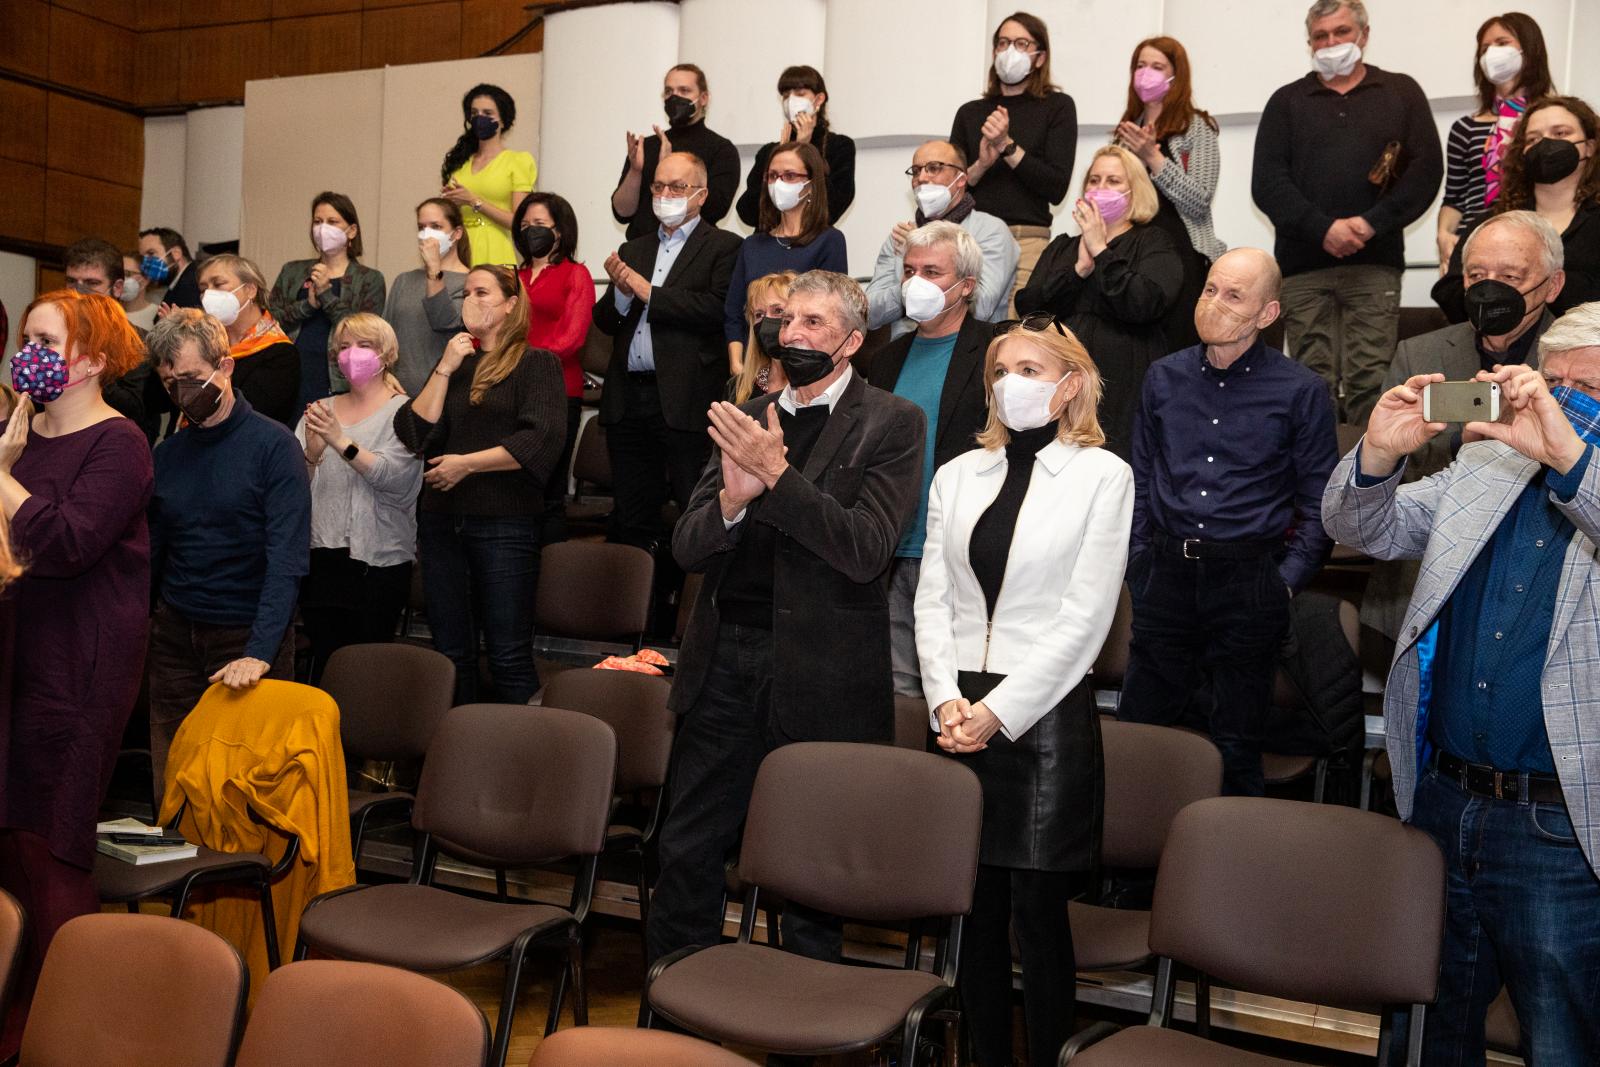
top-left (906, 161), bottom-right (965, 179)
top-left (764, 170), bottom-right (809, 184)
top-left (997, 311), bottom-right (1068, 337)
top-left (994, 36), bottom-right (1038, 53)
top-left (648, 181), bottom-right (701, 196)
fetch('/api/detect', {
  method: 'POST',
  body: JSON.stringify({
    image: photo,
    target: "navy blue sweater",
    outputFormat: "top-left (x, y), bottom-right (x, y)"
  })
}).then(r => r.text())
top-left (150, 395), bottom-right (311, 661)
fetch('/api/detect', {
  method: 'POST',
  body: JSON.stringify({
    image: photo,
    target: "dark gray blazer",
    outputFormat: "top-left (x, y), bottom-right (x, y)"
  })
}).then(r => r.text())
top-left (668, 370), bottom-right (926, 743)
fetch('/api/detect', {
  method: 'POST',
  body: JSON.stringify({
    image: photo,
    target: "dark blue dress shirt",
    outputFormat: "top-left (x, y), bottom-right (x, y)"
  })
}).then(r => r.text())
top-left (1131, 340), bottom-right (1339, 591)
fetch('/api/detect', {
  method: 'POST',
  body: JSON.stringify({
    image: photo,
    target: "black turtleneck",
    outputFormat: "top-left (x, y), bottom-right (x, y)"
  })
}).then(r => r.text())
top-left (968, 424), bottom-right (1057, 618)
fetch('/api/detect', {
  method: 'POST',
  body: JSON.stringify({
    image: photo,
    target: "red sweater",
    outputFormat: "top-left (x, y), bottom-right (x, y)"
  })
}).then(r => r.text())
top-left (518, 258), bottom-right (594, 399)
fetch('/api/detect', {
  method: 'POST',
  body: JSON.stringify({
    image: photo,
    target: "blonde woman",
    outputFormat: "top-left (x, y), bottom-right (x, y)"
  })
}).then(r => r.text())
top-left (294, 313), bottom-right (424, 682)
top-left (394, 265), bottom-right (566, 704)
top-left (1015, 144), bottom-right (1183, 456)
top-left (915, 317), bottom-right (1132, 1067)
top-left (729, 271), bottom-right (795, 403)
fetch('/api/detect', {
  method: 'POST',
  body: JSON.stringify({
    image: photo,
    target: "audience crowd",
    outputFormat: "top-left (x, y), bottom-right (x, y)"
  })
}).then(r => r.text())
top-left (2, 2), bottom-right (1598, 1062)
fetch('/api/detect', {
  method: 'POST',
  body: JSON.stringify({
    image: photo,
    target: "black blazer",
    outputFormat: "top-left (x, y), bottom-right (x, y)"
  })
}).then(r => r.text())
top-left (860, 314), bottom-right (996, 473)
top-left (164, 261), bottom-right (202, 309)
top-left (594, 221), bottom-right (743, 433)
top-left (670, 372), bottom-right (926, 743)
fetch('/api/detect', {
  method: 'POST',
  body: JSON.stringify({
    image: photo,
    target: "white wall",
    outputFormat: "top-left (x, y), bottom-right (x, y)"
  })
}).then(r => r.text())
top-left (0, 252), bottom-right (35, 362)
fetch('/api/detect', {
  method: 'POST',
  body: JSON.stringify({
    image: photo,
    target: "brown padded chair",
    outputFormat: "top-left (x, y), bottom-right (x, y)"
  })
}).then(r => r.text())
top-left (1061, 797), bottom-right (1445, 1066)
top-left (566, 419), bottom-right (614, 537)
top-left (235, 959), bottom-right (489, 1067)
top-left (1090, 583), bottom-right (1134, 695)
top-left (320, 642), bottom-right (456, 870)
top-left (0, 888), bottom-right (23, 1024)
top-left (1070, 722), bottom-right (1222, 973)
top-left (294, 704), bottom-right (618, 1067)
top-left (528, 1026), bottom-right (753, 1066)
top-left (535, 542), bottom-right (654, 647)
top-left (539, 669), bottom-right (675, 948)
top-left (1262, 599), bottom-right (1361, 803)
top-left (21, 912), bottom-right (246, 1067)
top-left (893, 694), bottom-right (931, 750)
top-left (642, 742), bottom-right (983, 1063)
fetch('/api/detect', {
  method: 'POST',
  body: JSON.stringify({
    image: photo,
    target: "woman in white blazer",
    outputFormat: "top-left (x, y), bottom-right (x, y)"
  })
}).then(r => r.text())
top-left (914, 314), bottom-right (1133, 1067)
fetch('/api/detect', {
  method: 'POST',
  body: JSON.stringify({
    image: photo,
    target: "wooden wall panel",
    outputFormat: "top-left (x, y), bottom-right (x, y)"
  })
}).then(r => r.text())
top-left (269, 12), bottom-right (365, 79)
top-left (0, 84), bottom-right (49, 166)
top-left (0, 161), bottom-right (47, 244)
top-left (134, 29), bottom-right (183, 108)
top-left (178, 0), bottom-right (269, 30)
top-left (179, 21), bottom-right (274, 102)
top-left (0, 0), bottom-right (52, 81)
top-left (138, 6), bottom-right (181, 31)
top-left (48, 7), bottom-right (136, 101)
top-left (50, 0), bottom-right (140, 30)
top-left (45, 172), bottom-right (141, 247)
top-left (459, 0), bottom-right (541, 58)
top-left (46, 95), bottom-right (143, 187)
top-left (362, 3), bottom-right (461, 69)
top-left (274, 0), bottom-right (362, 16)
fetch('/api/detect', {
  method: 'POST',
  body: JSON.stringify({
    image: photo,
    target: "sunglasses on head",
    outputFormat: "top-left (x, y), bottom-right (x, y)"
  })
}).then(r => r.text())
top-left (996, 311), bottom-right (1069, 337)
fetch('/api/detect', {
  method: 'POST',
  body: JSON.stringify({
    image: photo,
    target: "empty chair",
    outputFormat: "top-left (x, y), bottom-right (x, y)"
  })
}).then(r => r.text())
top-left (529, 1027), bottom-right (753, 1067)
top-left (21, 913), bottom-right (245, 1067)
top-left (0, 888), bottom-right (23, 1024)
top-left (234, 960), bottom-right (489, 1067)
top-left (320, 643), bottom-right (456, 869)
top-left (893, 694), bottom-right (931, 751)
top-left (1262, 597), bottom-right (1362, 803)
top-left (565, 418), bottom-right (614, 537)
top-left (642, 743), bottom-right (982, 1064)
top-left (535, 542), bottom-right (654, 646)
top-left (295, 704), bottom-right (617, 1067)
top-left (1061, 797), bottom-right (1445, 1065)
top-left (1070, 722), bottom-right (1222, 973)
top-left (1090, 584), bottom-right (1134, 697)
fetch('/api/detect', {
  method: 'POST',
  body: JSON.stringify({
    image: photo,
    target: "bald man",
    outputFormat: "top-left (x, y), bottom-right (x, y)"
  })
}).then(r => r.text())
top-left (1119, 248), bottom-right (1340, 795)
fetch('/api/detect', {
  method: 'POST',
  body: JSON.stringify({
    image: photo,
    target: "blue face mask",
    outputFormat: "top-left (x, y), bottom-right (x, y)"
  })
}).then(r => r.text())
top-left (1549, 386), bottom-right (1600, 446)
top-left (141, 252), bottom-right (174, 285)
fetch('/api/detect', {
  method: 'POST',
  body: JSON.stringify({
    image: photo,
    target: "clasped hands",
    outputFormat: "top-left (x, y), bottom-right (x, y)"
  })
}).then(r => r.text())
top-left (603, 253), bottom-right (650, 302)
top-left (1323, 216), bottom-right (1375, 258)
top-left (709, 403), bottom-right (789, 519)
top-left (934, 698), bottom-right (1002, 754)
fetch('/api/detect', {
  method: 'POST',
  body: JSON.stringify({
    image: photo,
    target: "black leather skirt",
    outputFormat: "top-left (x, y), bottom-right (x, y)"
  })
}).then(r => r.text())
top-left (930, 671), bottom-right (1103, 871)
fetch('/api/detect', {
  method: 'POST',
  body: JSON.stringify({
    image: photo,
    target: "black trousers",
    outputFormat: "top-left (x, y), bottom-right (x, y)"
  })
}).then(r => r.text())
top-left (1118, 547), bottom-right (1290, 796)
top-left (960, 865), bottom-right (1087, 1067)
top-left (301, 547), bottom-right (413, 685)
top-left (647, 624), bottom-right (841, 970)
top-left (605, 375), bottom-right (711, 550)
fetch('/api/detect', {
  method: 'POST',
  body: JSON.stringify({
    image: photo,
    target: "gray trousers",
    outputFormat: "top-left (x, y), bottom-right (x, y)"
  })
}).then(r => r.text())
top-left (888, 557), bottom-right (923, 698)
top-left (1280, 263), bottom-right (1401, 425)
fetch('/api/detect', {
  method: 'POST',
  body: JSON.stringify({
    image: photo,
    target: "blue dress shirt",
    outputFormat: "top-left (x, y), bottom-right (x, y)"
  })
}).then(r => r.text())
top-left (617, 215), bottom-right (702, 372)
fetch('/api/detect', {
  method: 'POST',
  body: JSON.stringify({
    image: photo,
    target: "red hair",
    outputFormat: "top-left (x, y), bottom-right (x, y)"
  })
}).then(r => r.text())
top-left (1118, 36), bottom-right (1217, 141)
top-left (19, 289), bottom-right (145, 383)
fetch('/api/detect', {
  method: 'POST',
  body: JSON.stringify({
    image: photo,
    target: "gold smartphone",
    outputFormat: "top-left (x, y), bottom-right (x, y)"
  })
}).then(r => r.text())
top-left (1422, 381), bottom-right (1500, 423)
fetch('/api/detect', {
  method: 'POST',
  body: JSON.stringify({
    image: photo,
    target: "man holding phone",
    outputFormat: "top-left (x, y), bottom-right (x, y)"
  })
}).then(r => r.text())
top-left (1323, 302), bottom-right (1600, 1062)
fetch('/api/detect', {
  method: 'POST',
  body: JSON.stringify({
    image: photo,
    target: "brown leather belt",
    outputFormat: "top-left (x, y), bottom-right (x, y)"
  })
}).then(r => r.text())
top-left (1435, 751), bottom-right (1564, 804)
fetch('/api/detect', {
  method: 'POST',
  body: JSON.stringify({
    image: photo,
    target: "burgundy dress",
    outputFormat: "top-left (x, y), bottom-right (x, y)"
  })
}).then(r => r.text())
top-left (0, 416), bottom-right (153, 869)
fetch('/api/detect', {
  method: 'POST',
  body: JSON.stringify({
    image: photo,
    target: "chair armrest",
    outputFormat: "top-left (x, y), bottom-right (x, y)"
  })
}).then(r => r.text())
top-left (1059, 1020), bottom-right (1121, 1065)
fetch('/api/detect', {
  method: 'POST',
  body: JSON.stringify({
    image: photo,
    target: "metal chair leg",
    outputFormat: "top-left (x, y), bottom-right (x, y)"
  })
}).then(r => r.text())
top-left (495, 869), bottom-right (509, 902)
top-left (544, 955), bottom-right (570, 1036)
top-left (568, 932), bottom-right (589, 1026)
top-left (1194, 973), bottom-right (1212, 1038)
top-left (258, 875), bottom-right (282, 969)
top-left (490, 943), bottom-right (527, 1067)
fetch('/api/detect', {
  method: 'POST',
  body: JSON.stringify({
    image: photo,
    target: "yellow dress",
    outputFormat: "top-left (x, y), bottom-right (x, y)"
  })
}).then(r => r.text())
top-left (450, 149), bottom-right (537, 267)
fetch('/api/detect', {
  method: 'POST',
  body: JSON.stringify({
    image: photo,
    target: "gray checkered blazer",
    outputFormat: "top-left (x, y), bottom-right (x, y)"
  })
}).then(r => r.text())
top-left (1323, 439), bottom-right (1600, 874)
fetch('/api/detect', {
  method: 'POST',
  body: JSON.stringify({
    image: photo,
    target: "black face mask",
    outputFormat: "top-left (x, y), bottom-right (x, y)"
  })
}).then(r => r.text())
top-left (517, 224), bottom-right (556, 261)
top-left (1523, 137), bottom-right (1582, 185)
top-left (663, 95), bottom-right (696, 128)
top-left (772, 334), bottom-right (849, 388)
top-left (471, 115), bottom-right (499, 141)
top-left (1464, 275), bottom-right (1547, 336)
top-left (168, 372), bottom-right (225, 425)
top-left (755, 316), bottom-right (784, 357)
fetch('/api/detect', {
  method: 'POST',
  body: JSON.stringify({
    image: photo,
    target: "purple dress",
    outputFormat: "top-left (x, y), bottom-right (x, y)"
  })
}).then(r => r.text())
top-left (0, 416), bottom-right (152, 869)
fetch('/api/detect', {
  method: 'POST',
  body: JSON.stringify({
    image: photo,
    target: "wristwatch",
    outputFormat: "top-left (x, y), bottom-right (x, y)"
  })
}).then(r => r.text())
top-left (342, 441), bottom-right (359, 461)
top-left (428, 270), bottom-right (443, 281)
top-left (999, 141), bottom-right (1020, 159)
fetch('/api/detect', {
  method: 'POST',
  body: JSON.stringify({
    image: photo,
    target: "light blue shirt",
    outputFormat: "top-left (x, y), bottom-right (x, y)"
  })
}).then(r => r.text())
top-left (617, 215), bottom-right (702, 372)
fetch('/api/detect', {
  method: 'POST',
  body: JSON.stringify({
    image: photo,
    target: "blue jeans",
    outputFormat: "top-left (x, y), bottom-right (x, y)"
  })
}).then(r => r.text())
top-left (1407, 769), bottom-right (1600, 1065)
top-left (418, 512), bottom-right (542, 705)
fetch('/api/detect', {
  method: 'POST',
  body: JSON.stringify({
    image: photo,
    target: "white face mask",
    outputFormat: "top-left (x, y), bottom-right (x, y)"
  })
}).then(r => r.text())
top-left (993, 45), bottom-right (1034, 86)
top-left (992, 371), bottom-right (1068, 431)
top-left (653, 195), bottom-right (692, 227)
top-left (312, 222), bottom-right (349, 254)
top-left (201, 284), bottom-right (246, 327)
top-left (1479, 44), bottom-right (1523, 86)
top-left (784, 94), bottom-right (814, 121)
top-left (768, 179), bottom-right (809, 213)
top-left (116, 277), bottom-right (142, 303)
top-left (1311, 41), bottom-right (1362, 79)
top-left (902, 275), bottom-right (960, 323)
top-left (418, 228), bottom-right (454, 258)
top-left (914, 181), bottom-right (954, 219)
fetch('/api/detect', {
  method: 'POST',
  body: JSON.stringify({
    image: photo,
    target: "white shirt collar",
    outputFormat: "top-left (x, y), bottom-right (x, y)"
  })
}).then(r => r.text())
top-left (778, 364), bottom-right (853, 415)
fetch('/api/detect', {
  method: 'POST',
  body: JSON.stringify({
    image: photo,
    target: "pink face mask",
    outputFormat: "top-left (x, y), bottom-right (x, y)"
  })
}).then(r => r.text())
top-left (1132, 66), bottom-right (1173, 103)
top-left (337, 344), bottom-right (384, 388)
top-left (1084, 187), bottom-right (1131, 226)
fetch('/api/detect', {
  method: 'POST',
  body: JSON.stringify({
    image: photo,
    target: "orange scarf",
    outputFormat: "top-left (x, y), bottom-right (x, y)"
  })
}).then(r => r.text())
top-left (230, 310), bottom-right (292, 360)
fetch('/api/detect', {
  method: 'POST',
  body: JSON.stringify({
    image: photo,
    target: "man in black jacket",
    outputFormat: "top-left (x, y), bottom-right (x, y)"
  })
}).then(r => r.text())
top-left (859, 221), bottom-right (996, 696)
top-left (138, 227), bottom-right (201, 310)
top-left (610, 64), bottom-right (742, 241)
top-left (648, 270), bottom-right (925, 968)
top-left (594, 151), bottom-right (742, 554)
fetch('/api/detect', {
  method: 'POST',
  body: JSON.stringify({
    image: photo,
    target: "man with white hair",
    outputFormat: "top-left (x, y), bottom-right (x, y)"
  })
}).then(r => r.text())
top-left (649, 270), bottom-right (925, 971)
top-left (1324, 301), bottom-right (1600, 1062)
top-left (867, 140), bottom-right (1018, 339)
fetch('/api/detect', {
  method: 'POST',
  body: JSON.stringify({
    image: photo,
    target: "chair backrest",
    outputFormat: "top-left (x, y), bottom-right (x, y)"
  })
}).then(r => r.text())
top-left (570, 417), bottom-right (611, 490)
top-left (534, 542), bottom-right (654, 642)
top-left (739, 742), bottom-right (982, 923)
top-left (321, 643), bottom-right (456, 763)
top-left (1149, 797), bottom-right (1445, 1010)
top-left (235, 960), bottom-right (488, 1067)
top-left (0, 888), bottom-right (23, 1022)
top-left (529, 1026), bottom-right (753, 1067)
top-left (21, 913), bottom-right (246, 1067)
top-left (1091, 584), bottom-right (1133, 689)
top-left (414, 704), bottom-right (617, 868)
top-left (539, 669), bottom-right (674, 794)
top-left (892, 695), bottom-right (931, 751)
top-left (1100, 721), bottom-right (1223, 869)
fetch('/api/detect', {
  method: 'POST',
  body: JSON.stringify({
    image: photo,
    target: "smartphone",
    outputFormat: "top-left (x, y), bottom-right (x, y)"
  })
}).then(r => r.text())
top-left (1422, 381), bottom-right (1500, 423)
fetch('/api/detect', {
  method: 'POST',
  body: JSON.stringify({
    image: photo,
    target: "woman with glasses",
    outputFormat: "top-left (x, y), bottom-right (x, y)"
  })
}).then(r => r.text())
top-left (722, 141), bottom-right (847, 374)
top-left (915, 318), bottom-right (1131, 1067)
top-left (1016, 145), bottom-right (1183, 458)
top-left (736, 65), bottom-right (856, 228)
top-left (951, 11), bottom-right (1079, 311)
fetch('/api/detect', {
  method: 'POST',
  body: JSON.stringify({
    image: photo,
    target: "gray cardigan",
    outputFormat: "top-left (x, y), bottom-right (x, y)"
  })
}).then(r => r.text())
top-left (383, 268), bottom-right (466, 397)
top-left (1151, 112), bottom-right (1227, 262)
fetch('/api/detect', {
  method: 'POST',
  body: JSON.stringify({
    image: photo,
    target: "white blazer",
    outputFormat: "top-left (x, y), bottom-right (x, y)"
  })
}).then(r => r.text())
top-left (914, 438), bottom-right (1133, 741)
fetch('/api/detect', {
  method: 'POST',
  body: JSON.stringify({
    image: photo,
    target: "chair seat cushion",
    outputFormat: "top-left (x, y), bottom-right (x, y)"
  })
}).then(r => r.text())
top-left (1067, 902), bottom-right (1152, 971)
top-left (94, 846), bottom-right (270, 901)
top-left (648, 942), bottom-right (947, 1054)
top-left (348, 788), bottom-right (414, 818)
top-left (1072, 1026), bottom-right (1296, 1066)
top-left (297, 883), bottom-right (574, 971)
